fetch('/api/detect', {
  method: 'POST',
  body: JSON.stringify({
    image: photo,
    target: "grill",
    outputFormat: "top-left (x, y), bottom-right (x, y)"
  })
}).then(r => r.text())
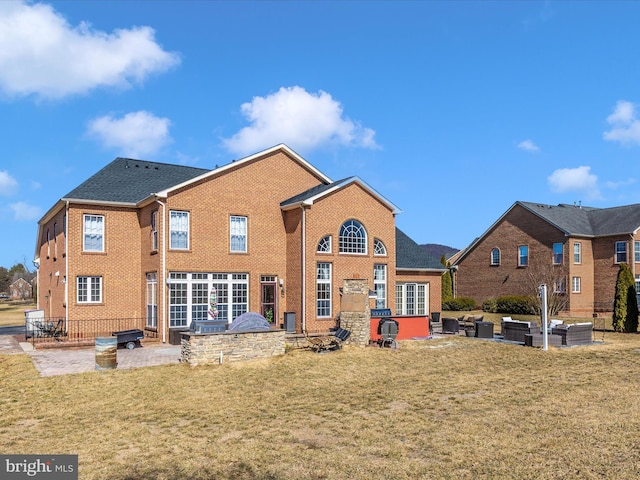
top-left (377, 317), bottom-right (399, 348)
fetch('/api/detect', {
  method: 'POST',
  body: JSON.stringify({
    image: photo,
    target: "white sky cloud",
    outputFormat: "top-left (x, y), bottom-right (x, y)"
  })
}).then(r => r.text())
top-left (87, 110), bottom-right (172, 158)
top-left (548, 166), bottom-right (600, 199)
top-left (0, 170), bottom-right (18, 195)
top-left (222, 86), bottom-right (380, 156)
top-left (9, 201), bottom-right (42, 221)
top-left (517, 139), bottom-right (539, 152)
top-left (603, 100), bottom-right (640, 146)
top-left (0, 1), bottom-right (180, 99)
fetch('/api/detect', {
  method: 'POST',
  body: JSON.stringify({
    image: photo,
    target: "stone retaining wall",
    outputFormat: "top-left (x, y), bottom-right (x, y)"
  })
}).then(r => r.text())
top-left (181, 329), bottom-right (285, 366)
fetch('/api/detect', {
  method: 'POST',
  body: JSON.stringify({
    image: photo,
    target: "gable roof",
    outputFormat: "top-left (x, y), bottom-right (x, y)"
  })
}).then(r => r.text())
top-left (453, 200), bottom-right (640, 265)
top-left (395, 228), bottom-right (446, 271)
top-left (519, 201), bottom-right (640, 237)
top-left (280, 176), bottom-right (401, 214)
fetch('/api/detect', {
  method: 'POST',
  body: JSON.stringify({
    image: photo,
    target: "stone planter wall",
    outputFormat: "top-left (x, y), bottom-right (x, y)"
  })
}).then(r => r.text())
top-left (181, 329), bottom-right (285, 366)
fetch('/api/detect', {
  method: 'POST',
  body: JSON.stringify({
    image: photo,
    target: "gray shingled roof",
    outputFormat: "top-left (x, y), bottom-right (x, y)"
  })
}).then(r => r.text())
top-left (279, 178), bottom-right (342, 207)
top-left (63, 158), bottom-right (210, 204)
top-left (396, 228), bottom-right (445, 270)
top-left (520, 201), bottom-right (640, 236)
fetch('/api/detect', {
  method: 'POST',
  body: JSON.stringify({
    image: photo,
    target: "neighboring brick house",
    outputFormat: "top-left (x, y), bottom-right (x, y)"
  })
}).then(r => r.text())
top-left (10, 277), bottom-right (33, 300)
top-left (34, 144), bottom-right (444, 341)
top-left (452, 201), bottom-right (640, 317)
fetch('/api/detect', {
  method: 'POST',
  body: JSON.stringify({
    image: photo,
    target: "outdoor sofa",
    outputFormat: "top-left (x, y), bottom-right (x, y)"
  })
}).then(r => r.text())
top-left (551, 322), bottom-right (593, 346)
top-left (501, 317), bottom-right (539, 343)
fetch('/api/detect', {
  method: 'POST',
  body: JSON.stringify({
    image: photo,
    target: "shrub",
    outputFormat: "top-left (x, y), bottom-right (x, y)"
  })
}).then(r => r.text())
top-left (482, 298), bottom-right (497, 313)
top-left (613, 263), bottom-right (639, 333)
top-left (494, 295), bottom-right (534, 315)
top-left (442, 297), bottom-right (477, 311)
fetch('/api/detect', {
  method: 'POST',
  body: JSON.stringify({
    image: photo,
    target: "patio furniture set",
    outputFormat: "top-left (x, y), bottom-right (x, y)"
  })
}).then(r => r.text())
top-left (439, 315), bottom-right (594, 347)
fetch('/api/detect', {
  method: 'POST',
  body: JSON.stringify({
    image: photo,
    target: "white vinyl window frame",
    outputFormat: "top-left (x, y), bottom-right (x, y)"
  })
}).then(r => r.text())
top-left (339, 219), bottom-right (367, 255)
top-left (316, 262), bottom-right (332, 318)
top-left (373, 239), bottom-right (387, 256)
top-left (169, 210), bottom-right (190, 250)
top-left (77, 276), bottom-right (102, 303)
top-left (373, 264), bottom-right (387, 309)
top-left (230, 215), bottom-right (248, 253)
top-left (395, 283), bottom-right (428, 316)
top-left (552, 243), bottom-right (563, 265)
top-left (151, 210), bottom-right (158, 251)
top-left (574, 242), bottom-right (581, 264)
top-left (168, 272), bottom-right (249, 327)
top-left (635, 241), bottom-right (640, 263)
top-left (615, 241), bottom-right (627, 264)
top-left (572, 276), bottom-right (581, 293)
top-left (317, 235), bottom-right (332, 253)
top-left (146, 273), bottom-right (158, 328)
top-left (83, 214), bottom-right (104, 252)
top-left (490, 248), bottom-right (500, 266)
top-left (518, 245), bottom-right (529, 267)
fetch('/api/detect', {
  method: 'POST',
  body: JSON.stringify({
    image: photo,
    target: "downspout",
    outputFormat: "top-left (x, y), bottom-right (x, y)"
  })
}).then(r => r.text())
top-left (301, 205), bottom-right (306, 333)
top-left (157, 198), bottom-right (167, 344)
top-left (65, 201), bottom-right (69, 326)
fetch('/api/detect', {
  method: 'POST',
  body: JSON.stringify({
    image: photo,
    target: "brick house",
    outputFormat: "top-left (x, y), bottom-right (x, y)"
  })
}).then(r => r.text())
top-left (34, 144), bottom-right (444, 342)
top-left (451, 201), bottom-right (640, 317)
top-left (10, 277), bottom-right (33, 300)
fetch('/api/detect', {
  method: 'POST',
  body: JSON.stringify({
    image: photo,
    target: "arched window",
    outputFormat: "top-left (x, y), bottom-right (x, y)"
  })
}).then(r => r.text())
top-left (491, 248), bottom-right (500, 266)
top-left (339, 220), bottom-right (367, 254)
top-left (317, 235), bottom-right (332, 253)
top-left (373, 238), bottom-right (387, 256)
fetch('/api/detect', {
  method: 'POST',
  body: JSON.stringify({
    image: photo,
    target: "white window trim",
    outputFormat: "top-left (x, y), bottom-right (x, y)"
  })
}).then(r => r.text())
top-left (572, 276), bottom-right (581, 293)
top-left (615, 241), bottom-right (627, 264)
top-left (374, 264), bottom-right (387, 308)
top-left (316, 262), bottom-right (332, 318)
top-left (518, 245), bottom-right (529, 267)
top-left (490, 248), bottom-right (500, 266)
top-left (230, 215), bottom-right (248, 253)
top-left (339, 219), bottom-right (368, 255)
top-left (552, 243), bottom-right (563, 265)
top-left (373, 239), bottom-right (387, 256)
top-left (169, 210), bottom-right (190, 250)
top-left (151, 210), bottom-right (158, 251)
top-left (83, 214), bottom-right (105, 252)
top-left (574, 242), bottom-right (581, 264)
top-left (395, 282), bottom-right (428, 316)
top-left (77, 276), bottom-right (102, 303)
top-left (317, 235), bottom-right (332, 254)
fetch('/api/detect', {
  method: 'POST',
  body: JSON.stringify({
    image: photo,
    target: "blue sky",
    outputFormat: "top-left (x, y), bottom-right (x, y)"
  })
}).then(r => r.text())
top-left (1, 1), bottom-right (640, 269)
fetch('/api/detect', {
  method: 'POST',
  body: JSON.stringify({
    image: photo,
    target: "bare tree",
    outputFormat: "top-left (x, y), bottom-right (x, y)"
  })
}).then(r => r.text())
top-left (521, 262), bottom-right (569, 318)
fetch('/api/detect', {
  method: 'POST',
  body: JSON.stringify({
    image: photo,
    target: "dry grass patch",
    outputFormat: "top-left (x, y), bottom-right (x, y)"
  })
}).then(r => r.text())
top-left (0, 301), bottom-right (36, 327)
top-left (2, 334), bottom-right (640, 479)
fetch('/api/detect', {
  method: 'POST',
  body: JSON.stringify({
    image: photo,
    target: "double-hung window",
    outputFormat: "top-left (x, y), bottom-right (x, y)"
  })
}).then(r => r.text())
top-left (316, 262), bottom-right (332, 317)
top-left (151, 211), bottom-right (158, 251)
top-left (518, 245), bottom-right (529, 267)
top-left (574, 242), bottom-right (581, 264)
top-left (635, 241), bottom-right (640, 263)
top-left (230, 216), bottom-right (247, 253)
top-left (373, 264), bottom-right (387, 309)
top-left (77, 276), bottom-right (102, 303)
top-left (572, 276), bottom-right (581, 293)
top-left (83, 214), bottom-right (104, 252)
top-left (146, 273), bottom-right (157, 328)
top-left (615, 241), bottom-right (627, 263)
top-left (552, 243), bottom-right (563, 265)
top-left (170, 211), bottom-right (189, 250)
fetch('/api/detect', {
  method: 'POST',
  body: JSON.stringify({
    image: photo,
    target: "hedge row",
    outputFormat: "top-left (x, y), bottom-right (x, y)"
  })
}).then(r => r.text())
top-left (482, 295), bottom-right (534, 315)
top-left (442, 297), bottom-right (477, 311)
